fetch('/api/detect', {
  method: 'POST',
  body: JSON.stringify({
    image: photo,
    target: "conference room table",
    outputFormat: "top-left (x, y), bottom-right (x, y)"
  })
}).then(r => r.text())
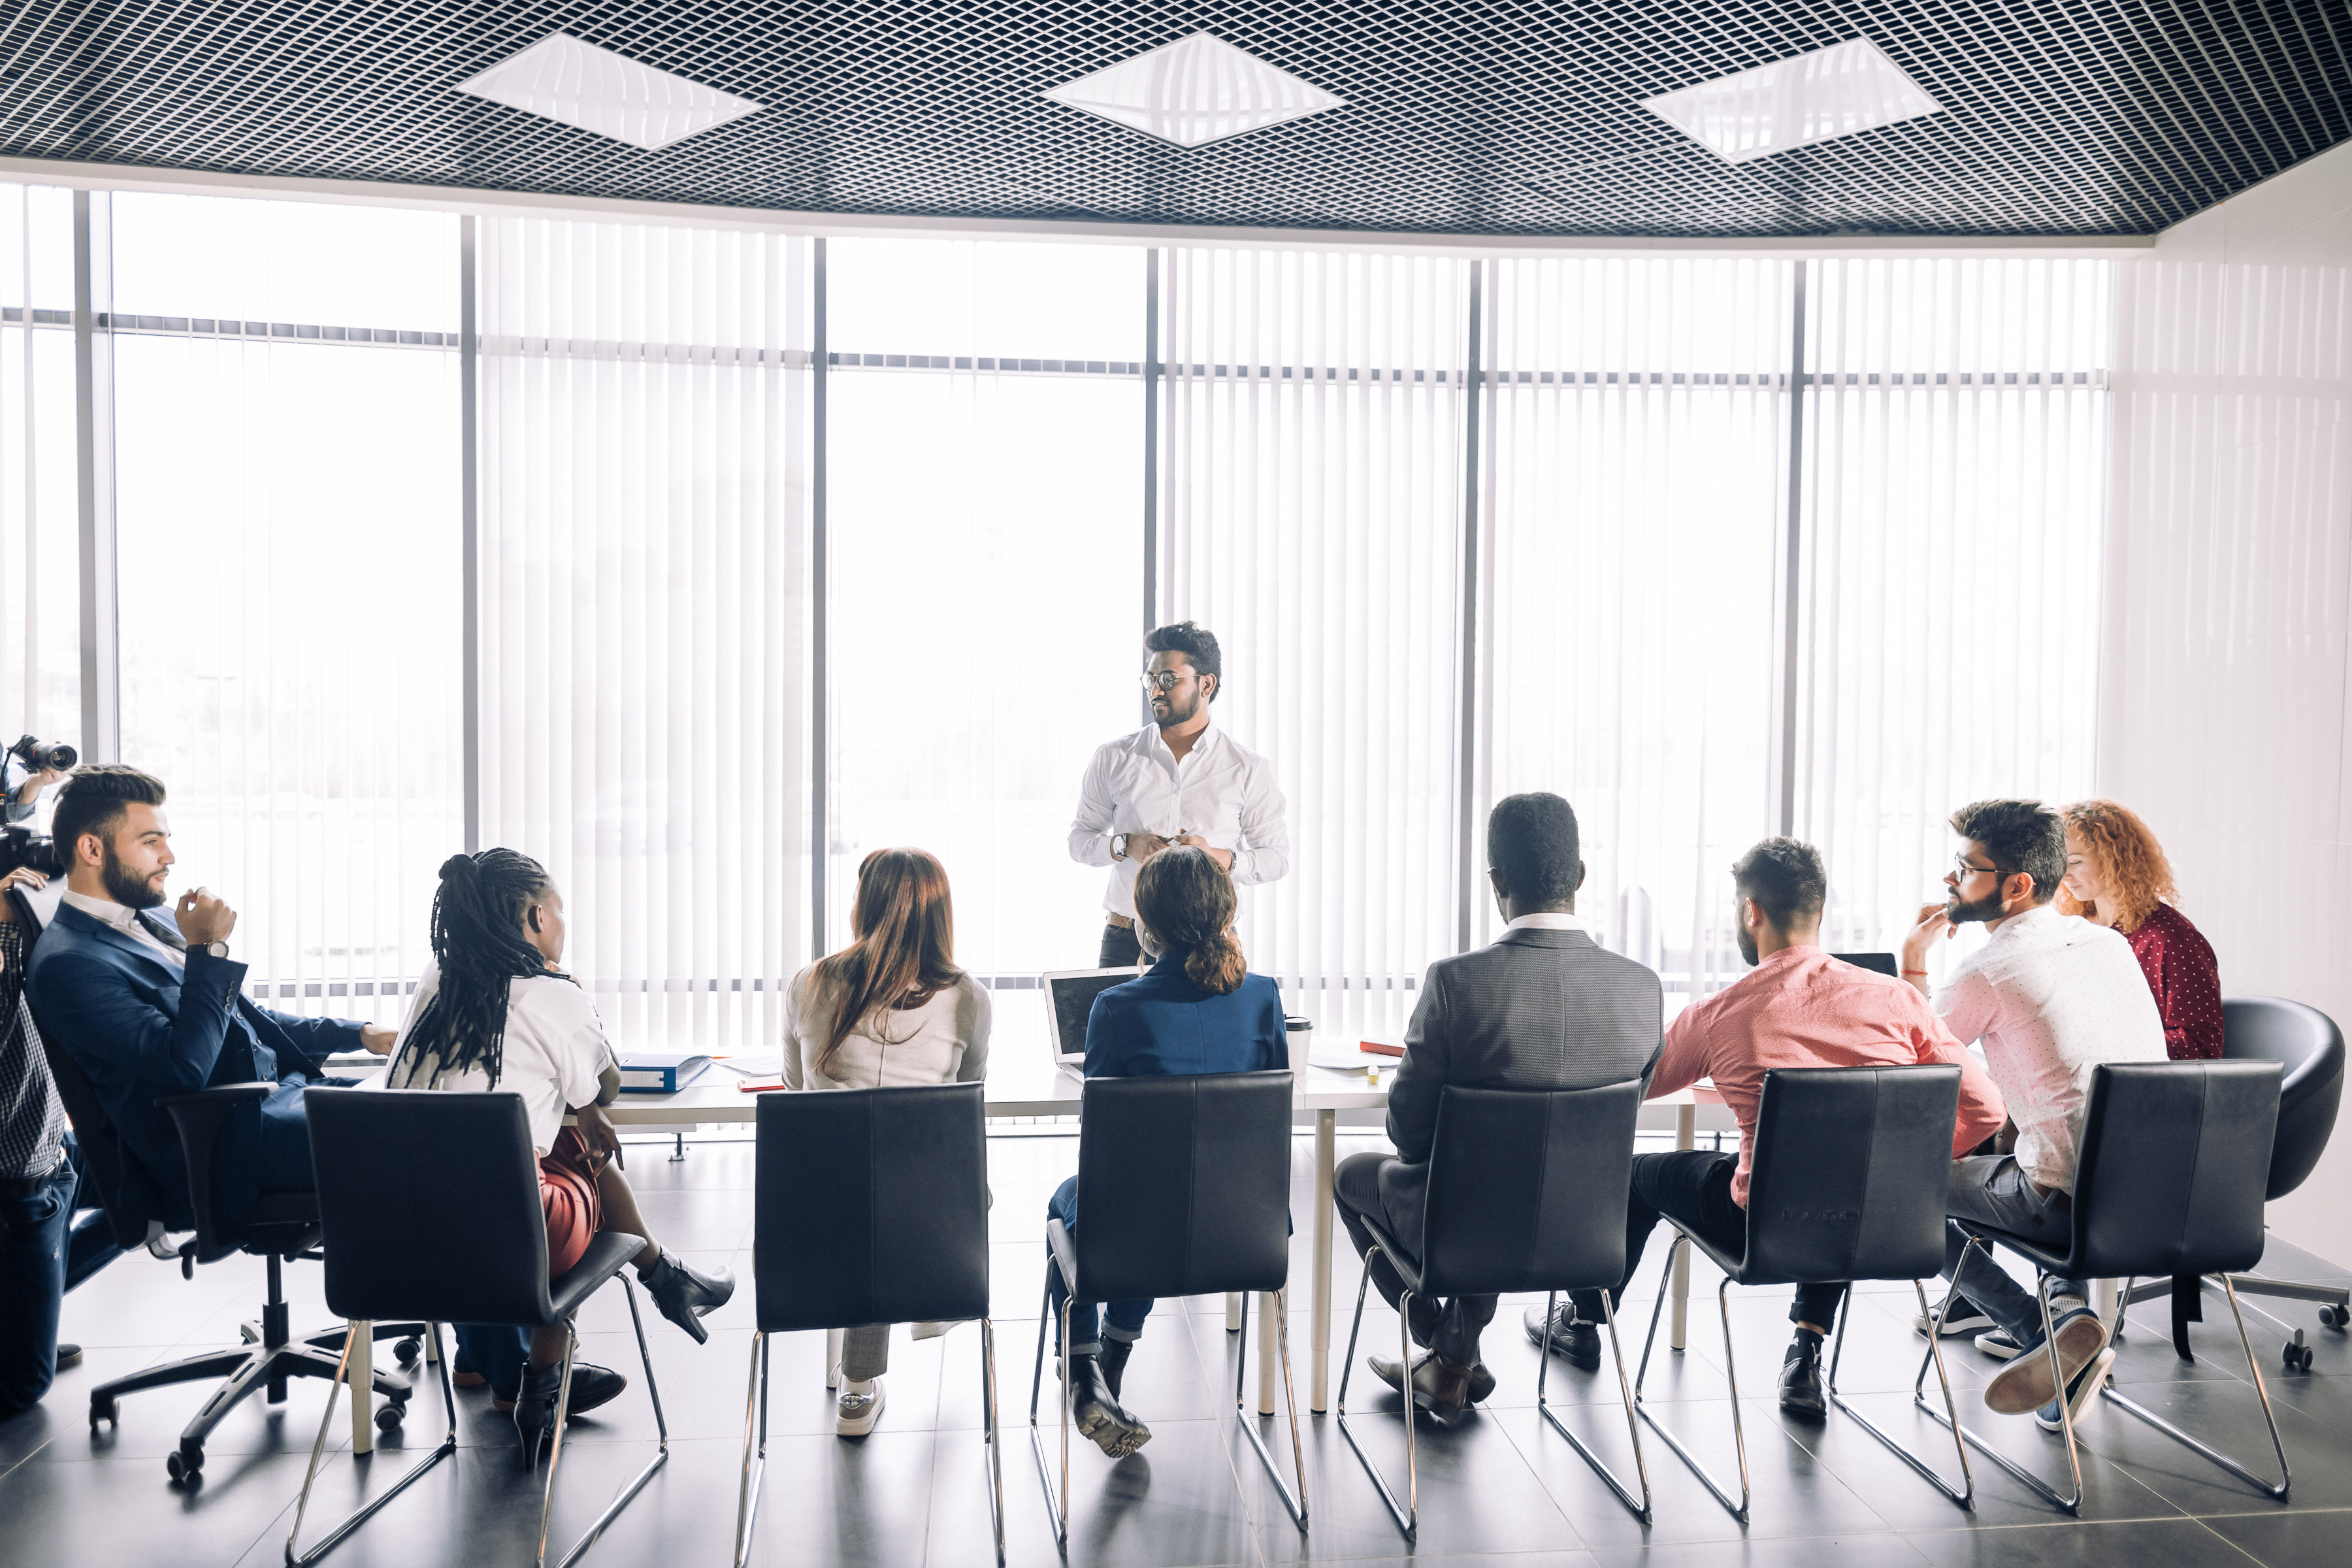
top-left (590, 1053), bottom-right (1738, 1420)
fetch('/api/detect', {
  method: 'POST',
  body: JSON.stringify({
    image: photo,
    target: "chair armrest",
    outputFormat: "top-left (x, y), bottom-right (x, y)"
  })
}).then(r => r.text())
top-left (160, 1083), bottom-right (274, 1256)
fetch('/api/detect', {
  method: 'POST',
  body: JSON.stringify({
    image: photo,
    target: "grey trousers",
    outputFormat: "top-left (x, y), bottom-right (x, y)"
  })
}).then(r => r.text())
top-left (842, 1324), bottom-right (890, 1382)
top-left (1942, 1154), bottom-right (2087, 1345)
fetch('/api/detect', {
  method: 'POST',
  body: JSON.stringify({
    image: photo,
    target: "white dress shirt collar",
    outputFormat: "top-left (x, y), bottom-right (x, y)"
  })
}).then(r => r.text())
top-left (62, 889), bottom-right (185, 969)
top-left (1499, 911), bottom-right (1595, 938)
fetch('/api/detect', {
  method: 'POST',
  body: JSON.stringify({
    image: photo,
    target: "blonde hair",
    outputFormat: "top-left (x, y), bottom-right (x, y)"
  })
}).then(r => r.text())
top-left (2055, 799), bottom-right (2179, 934)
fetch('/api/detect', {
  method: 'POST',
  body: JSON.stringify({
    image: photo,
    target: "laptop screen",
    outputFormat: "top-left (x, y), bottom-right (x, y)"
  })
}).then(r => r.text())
top-left (1042, 969), bottom-right (1136, 1061)
top-left (1831, 951), bottom-right (1899, 977)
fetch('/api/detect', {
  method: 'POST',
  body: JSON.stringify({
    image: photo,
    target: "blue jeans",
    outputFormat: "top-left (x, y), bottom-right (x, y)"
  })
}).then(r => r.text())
top-left (0, 1154), bottom-right (76, 1416)
top-left (1942, 1155), bottom-right (2087, 1345)
top-left (1046, 1177), bottom-right (1152, 1355)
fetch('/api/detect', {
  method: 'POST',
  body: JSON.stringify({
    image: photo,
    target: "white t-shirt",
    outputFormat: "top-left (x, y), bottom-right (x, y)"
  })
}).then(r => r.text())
top-left (1934, 904), bottom-right (2166, 1191)
top-left (384, 958), bottom-right (616, 1156)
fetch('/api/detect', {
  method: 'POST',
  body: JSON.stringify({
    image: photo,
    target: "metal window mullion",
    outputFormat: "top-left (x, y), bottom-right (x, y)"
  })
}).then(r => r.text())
top-left (1769, 261), bottom-right (1808, 840)
top-left (809, 236), bottom-right (828, 958)
top-left (72, 189), bottom-right (118, 762)
top-left (1453, 259), bottom-right (1484, 955)
top-left (461, 214), bottom-right (480, 852)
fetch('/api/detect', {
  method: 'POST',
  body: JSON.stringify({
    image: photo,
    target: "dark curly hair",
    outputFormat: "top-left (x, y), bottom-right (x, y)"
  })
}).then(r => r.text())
top-left (1950, 798), bottom-right (2066, 906)
top-left (389, 849), bottom-right (568, 1090)
top-left (1144, 621), bottom-right (1222, 700)
top-left (1731, 838), bottom-right (1828, 928)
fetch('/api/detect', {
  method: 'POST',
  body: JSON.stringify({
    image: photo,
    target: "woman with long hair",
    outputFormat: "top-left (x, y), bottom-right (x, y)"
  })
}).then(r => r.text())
top-left (1045, 845), bottom-right (1284, 1460)
top-left (785, 847), bottom-right (990, 1436)
top-left (2057, 800), bottom-right (2223, 1060)
top-left (387, 850), bottom-right (735, 1460)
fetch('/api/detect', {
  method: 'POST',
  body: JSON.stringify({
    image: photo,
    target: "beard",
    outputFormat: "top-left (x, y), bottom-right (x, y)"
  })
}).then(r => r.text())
top-left (1152, 689), bottom-right (1202, 728)
top-left (1735, 923), bottom-right (1759, 967)
top-left (1946, 887), bottom-right (2006, 925)
top-left (99, 843), bottom-right (166, 910)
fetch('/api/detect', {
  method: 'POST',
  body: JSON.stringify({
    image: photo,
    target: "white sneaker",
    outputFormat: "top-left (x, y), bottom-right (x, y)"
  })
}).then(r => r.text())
top-left (825, 1358), bottom-right (842, 1391)
top-left (1916, 1296), bottom-right (1997, 1337)
top-left (836, 1377), bottom-right (885, 1437)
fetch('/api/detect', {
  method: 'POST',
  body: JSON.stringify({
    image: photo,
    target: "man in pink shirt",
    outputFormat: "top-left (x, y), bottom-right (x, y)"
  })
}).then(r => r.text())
top-left (1544, 838), bottom-right (2006, 1415)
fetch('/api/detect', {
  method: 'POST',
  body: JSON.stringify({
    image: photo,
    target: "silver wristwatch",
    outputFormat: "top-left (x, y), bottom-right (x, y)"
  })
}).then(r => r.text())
top-left (1111, 832), bottom-right (1130, 862)
top-left (200, 940), bottom-right (230, 960)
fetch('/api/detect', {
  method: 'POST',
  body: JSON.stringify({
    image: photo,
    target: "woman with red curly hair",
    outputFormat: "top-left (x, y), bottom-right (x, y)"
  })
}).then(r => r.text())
top-left (2057, 800), bottom-right (2223, 1060)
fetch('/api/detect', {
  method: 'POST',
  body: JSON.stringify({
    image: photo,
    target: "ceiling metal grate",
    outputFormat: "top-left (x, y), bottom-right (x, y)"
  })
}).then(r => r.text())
top-left (0, 1), bottom-right (2345, 237)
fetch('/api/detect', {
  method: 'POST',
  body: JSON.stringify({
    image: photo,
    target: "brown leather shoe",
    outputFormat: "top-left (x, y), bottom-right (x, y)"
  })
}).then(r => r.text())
top-left (1367, 1349), bottom-right (1477, 1424)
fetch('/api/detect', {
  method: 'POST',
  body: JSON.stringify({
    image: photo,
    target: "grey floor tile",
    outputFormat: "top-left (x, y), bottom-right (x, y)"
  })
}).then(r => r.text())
top-left (1902, 1517), bottom-right (2261, 1567)
top-left (0, 1446), bottom-right (301, 1568)
top-left (1590, 1533), bottom-right (1934, 1567)
top-left (2200, 1506), bottom-right (2352, 1567)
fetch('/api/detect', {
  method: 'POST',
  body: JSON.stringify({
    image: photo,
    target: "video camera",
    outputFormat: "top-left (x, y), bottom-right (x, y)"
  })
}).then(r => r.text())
top-left (0, 734), bottom-right (78, 876)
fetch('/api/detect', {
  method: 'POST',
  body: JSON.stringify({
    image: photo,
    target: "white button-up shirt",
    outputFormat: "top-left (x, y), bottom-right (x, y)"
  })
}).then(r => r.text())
top-left (61, 889), bottom-right (186, 972)
top-left (1067, 723), bottom-right (1290, 919)
top-left (1933, 903), bottom-right (2166, 1192)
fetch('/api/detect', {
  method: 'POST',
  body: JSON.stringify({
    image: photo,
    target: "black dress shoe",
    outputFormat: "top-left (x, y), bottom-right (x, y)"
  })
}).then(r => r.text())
top-left (1098, 1335), bottom-right (1132, 1400)
top-left (493, 1361), bottom-right (628, 1418)
top-left (1778, 1330), bottom-right (1827, 1418)
top-left (1523, 1303), bottom-right (1601, 1371)
top-left (1068, 1353), bottom-right (1151, 1458)
top-left (53, 1343), bottom-right (82, 1370)
top-left (641, 1254), bottom-right (736, 1345)
top-left (1371, 1348), bottom-right (1496, 1405)
top-left (1367, 1350), bottom-right (1477, 1424)
top-left (513, 1362), bottom-right (564, 1465)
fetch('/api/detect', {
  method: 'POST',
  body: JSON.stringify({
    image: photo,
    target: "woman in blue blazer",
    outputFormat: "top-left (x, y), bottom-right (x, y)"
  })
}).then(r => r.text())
top-left (1049, 845), bottom-right (1284, 1459)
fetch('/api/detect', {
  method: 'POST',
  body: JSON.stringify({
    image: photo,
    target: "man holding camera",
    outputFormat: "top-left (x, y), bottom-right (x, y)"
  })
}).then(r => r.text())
top-left (25, 766), bottom-right (393, 1231)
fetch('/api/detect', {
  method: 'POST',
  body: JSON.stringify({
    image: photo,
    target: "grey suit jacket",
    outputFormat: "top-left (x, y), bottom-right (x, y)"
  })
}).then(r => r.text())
top-left (1379, 926), bottom-right (1663, 1247)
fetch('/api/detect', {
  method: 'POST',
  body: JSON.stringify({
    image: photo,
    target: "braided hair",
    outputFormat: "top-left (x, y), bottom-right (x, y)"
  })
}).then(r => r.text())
top-left (389, 849), bottom-right (567, 1090)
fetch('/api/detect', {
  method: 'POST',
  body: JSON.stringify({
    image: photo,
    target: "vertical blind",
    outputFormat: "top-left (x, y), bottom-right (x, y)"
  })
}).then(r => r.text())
top-left (1478, 258), bottom-right (1789, 1004)
top-left (478, 218), bottom-right (811, 1051)
top-left (0, 183), bottom-right (76, 764)
top-left (1160, 248), bottom-right (1466, 1039)
top-left (1793, 259), bottom-right (2109, 966)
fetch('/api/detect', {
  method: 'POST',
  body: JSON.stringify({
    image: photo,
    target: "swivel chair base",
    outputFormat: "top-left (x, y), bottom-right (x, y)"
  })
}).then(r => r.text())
top-left (86, 1251), bottom-right (427, 1483)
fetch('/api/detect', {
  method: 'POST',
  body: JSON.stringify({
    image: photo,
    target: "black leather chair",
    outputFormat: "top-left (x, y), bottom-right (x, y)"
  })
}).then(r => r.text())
top-left (739, 1084), bottom-right (1000, 1567)
top-left (2121, 997), bottom-right (2347, 1366)
top-left (1032, 1071), bottom-right (1306, 1550)
top-left (1633, 1066), bottom-right (1969, 1522)
top-left (1337, 1079), bottom-right (1653, 1541)
top-left (284, 1088), bottom-right (664, 1568)
top-left (1935, 1060), bottom-right (2287, 1513)
top-left (11, 885), bottom-right (423, 1484)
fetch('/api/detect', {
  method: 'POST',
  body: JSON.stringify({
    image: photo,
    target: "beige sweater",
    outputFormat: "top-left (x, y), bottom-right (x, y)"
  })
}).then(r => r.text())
top-left (783, 966), bottom-right (992, 1091)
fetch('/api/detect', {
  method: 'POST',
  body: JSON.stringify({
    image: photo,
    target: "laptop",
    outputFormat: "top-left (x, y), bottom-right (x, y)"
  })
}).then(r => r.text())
top-left (1831, 951), bottom-right (1900, 977)
top-left (1041, 966), bottom-right (1137, 1083)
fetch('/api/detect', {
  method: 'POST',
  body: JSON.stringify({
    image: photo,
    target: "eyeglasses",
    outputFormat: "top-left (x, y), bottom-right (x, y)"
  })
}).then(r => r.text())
top-left (1139, 670), bottom-right (1190, 693)
top-left (1951, 854), bottom-right (2008, 881)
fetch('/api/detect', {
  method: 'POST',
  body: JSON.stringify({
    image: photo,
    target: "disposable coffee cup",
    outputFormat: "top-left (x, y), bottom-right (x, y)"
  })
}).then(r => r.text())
top-left (1283, 1015), bottom-right (1313, 1073)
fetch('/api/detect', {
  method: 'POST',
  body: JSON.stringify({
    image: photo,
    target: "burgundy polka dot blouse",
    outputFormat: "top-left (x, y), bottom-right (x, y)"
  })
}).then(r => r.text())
top-left (2125, 902), bottom-right (2223, 1061)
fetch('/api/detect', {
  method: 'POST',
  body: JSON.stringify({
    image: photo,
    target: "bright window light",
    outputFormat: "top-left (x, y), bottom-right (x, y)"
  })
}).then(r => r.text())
top-left (1044, 33), bottom-right (1344, 148)
top-left (457, 33), bottom-right (761, 152)
top-left (1642, 39), bottom-right (1942, 164)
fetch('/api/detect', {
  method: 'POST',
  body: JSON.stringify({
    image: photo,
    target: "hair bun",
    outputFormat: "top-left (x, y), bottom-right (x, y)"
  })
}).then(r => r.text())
top-left (438, 853), bottom-right (476, 881)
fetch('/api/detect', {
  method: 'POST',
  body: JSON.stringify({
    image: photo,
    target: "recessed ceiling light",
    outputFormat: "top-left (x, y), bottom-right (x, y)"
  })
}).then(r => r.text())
top-left (1045, 33), bottom-right (1345, 149)
top-left (457, 33), bottom-right (762, 153)
top-left (1642, 39), bottom-right (1942, 164)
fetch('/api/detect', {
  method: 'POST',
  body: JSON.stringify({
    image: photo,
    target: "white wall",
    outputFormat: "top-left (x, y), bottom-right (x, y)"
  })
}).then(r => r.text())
top-left (2101, 140), bottom-right (2352, 1263)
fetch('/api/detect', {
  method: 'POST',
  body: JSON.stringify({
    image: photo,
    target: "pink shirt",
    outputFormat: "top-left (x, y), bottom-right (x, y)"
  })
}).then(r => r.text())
top-left (1652, 945), bottom-right (2008, 1207)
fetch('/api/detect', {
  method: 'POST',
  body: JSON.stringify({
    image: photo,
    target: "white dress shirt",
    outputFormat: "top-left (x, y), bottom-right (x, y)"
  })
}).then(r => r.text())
top-left (1498, 911), bottom-right (1595, 939)
top-left (1067, 722), bottom-right (1290, 919)
top-left (385, 959), bottom-right (617, 1156)
top-left (1933, 903), bottom-right (2166, 1192)
top-left (61, 889), bottom-right (186, 972)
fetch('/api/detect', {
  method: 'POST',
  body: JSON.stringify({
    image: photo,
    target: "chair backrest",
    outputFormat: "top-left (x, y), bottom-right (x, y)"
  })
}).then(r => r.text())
top-left (1071, 1071), bottom-right (1291, 1303)
top-left (754, 1083), bottom-right (990, 1333)
top-left (2069, 1060), bottom-right (2281, 1280)
top-left (303, 1087), bottom-right (568, 1327)
top-left (1416, 1079), bottom-right (1644, 1298)
top-left (2222, 996), bottom-right (2343, 1201)
top-left (1742, 1065), bottom-right (1962, 1286)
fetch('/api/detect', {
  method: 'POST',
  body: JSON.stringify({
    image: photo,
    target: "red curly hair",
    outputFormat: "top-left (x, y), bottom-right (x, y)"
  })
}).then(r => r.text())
top-left (2056, 799), bottom-right (2180, 934)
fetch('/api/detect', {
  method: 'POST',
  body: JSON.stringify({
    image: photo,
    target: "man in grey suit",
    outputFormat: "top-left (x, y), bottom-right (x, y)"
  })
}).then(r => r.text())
top-left (1334, 791), bottom-right (1662, 1424)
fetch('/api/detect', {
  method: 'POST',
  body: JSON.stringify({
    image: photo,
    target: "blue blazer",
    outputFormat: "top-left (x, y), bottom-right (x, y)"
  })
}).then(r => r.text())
top-left (26, 903), bottom-right (362, 1228)
top-left (1081, 957), bottom-right (1286, 1079)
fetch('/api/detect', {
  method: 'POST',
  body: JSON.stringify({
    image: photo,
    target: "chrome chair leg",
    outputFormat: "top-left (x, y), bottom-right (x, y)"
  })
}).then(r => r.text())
top-left (284, 1321), bottom-right (460, 1566)
top-left (1630, 1231), bottom-right (1750, 1521)
top-left (1026, 1267), bottom-right (1073, 1554)
top-left (1231, 1287), bottom-right (1307, 1529)
top-left (981, 1318), bottom-right (1005, 1566)
top-left (731, 1331), bottom-right (769, 1568)
top-left (549, 1273), bottom-right (673, 1568)
top-left (1823, 1279), bottom-right (1975, 1509)
top-left (1535, 1289), bottom-right (1652, 1522)
top-left (1916, 1263), bottom-right (2085, 1514)
top-left (1333, 1247), bottom-right (1416, 1538)
top-left (2099, 1274), bottom-right (2291, 1501)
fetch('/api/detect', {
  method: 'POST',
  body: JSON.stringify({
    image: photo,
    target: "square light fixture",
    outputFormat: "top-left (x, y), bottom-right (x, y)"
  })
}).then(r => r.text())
top-left (1642, 39), bottom-right (1942, 164)
top-left (1044, 32), bottom-right (1344, 148)
top-left (457, 33), bottom-right (762, 152)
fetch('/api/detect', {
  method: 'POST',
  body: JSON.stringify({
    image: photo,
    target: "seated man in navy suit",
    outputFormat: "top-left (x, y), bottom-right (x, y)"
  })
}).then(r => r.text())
top-left (25, 766), bottom-right (393, 1230)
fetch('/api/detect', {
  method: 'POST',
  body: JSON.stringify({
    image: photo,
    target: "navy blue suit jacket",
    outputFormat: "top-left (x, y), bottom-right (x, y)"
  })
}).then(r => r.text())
top-left (1081, 957), bottom-right (1286, 1079)
top-left (25, 903), bottom-right (362, 1228)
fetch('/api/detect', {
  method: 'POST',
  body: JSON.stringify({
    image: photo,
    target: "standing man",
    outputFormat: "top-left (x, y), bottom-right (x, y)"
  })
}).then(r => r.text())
top-left (1068, 621), bottom-right (1289, 966)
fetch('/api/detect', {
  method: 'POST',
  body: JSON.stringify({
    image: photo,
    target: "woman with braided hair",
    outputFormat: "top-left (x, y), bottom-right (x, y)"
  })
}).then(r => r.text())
top-left (387, 849), bottom-right (734, 1458)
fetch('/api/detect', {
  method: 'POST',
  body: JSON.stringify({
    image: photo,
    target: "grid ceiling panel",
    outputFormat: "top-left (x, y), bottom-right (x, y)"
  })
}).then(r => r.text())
top-left (0, 1), bottom-right (2345, 237)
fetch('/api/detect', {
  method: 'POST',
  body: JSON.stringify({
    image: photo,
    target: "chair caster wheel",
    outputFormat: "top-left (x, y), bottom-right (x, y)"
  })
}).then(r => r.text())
top-left (395, 1336), bottom-right (421, 1367)
top-left (2321, 1305), bottom-right (2349, 1331)
top-left (2283, 1331), bottom-right (2314, 1372)
top-left (375, 1403), bottom-right (404, 1431)
top-left (88, 1397), bottom-right (116, 1429)
top-left (166, 1443), bottom-right (204, 1482)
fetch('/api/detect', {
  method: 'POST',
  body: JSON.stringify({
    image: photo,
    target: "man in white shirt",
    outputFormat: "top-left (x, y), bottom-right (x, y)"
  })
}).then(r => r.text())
top-left (1066, 621), bottom-right (1289, 966)
top-left (1903, 798), bottom-right (2166, 1431)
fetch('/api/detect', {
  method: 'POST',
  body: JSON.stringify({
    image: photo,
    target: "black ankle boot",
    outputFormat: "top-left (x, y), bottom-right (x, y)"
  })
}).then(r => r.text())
top-left (1069, 1353), bottom-right (1151, 1458)
top-left (641, 1254), bottom-right (736, 1345)
top-left (1779, 1328), bottom-right (1827, 1418)
top-left (513, 1362), bottom-right (564, 1465)
top-left (1098, 1335), bottom-right (1133, 1399)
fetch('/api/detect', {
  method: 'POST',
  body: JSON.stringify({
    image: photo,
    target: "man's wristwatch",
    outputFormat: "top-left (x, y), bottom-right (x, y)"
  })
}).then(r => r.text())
top-left (199, 940), bottom-right (230, 960)
top-left (1111, 833), bottom-right (1130, 862)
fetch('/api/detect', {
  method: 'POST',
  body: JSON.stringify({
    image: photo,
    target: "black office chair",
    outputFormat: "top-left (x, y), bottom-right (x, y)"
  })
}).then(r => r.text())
top-left (1032, 1071), bottom-right (1306, 1551)
top-left (1337, 1079), bottom-right (1653, 1541)
top-left (1935, 1060), bottom-right (2287, 1513)
top-left (2121, 997), bottom-right (2347, 1367)
top-left (738, 1085), bottom-right (1001, 1567)
top-left (1633, 1066), bottom-right (1970, 1522)
top-left (284, 1088), bottom-right (666, 1568)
